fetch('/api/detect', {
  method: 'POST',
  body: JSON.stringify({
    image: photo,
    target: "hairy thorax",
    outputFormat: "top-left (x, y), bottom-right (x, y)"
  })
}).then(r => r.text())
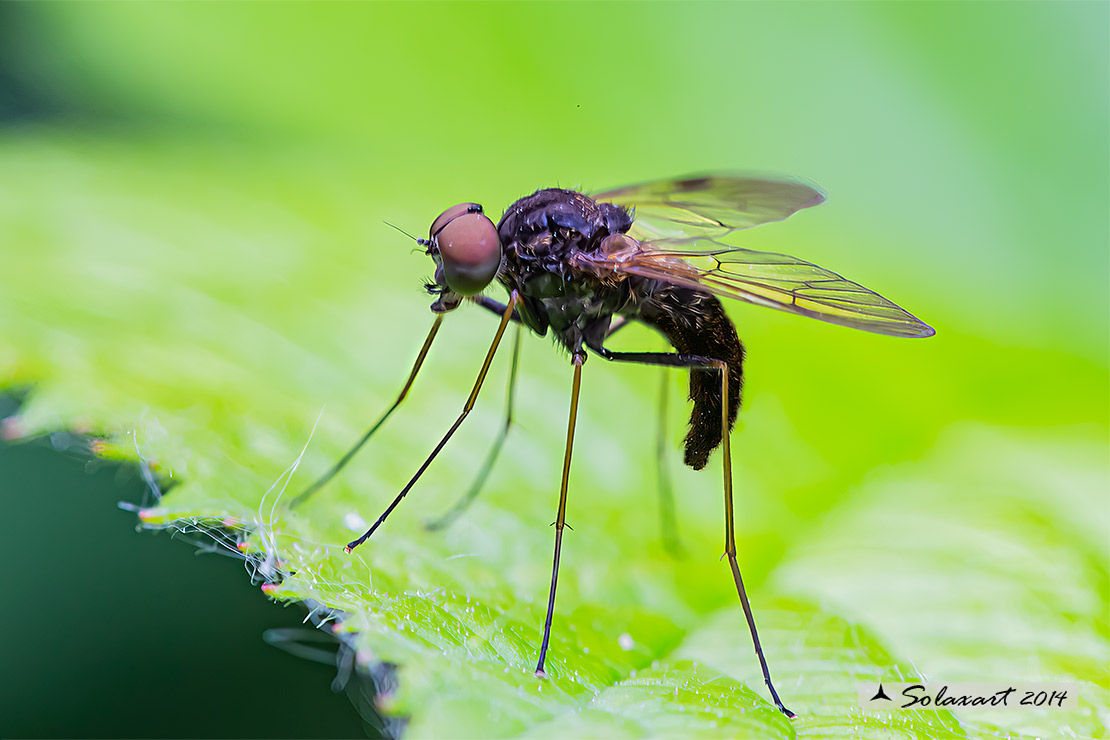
top-left (496, 188), bottom-right (634, 352)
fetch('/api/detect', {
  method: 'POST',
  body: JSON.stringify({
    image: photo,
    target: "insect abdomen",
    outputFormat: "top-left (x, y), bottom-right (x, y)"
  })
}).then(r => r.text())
top-left (641, 288), bottom-right (744, 470)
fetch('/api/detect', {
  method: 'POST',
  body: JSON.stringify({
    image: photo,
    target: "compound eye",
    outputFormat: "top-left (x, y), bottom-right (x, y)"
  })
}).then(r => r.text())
top-left (430, 202), bottom-right (482, 239)
top-left (436, 211), bottom-right (501, 295)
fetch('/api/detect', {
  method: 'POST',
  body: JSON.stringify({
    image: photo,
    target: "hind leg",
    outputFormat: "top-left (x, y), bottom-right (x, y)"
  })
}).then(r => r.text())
top-left (587, 341), bottom-right (794, 718)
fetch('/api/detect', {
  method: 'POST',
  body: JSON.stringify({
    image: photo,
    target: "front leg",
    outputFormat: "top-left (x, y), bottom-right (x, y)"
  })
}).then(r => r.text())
top-left (424, 322), bottom-right (523, 530)
top-left (471, 295), bottom-right (522, 324)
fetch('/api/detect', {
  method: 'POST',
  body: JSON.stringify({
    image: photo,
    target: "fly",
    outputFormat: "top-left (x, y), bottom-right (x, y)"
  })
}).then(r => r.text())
top-left (290, 174), bottom-right (935, 718)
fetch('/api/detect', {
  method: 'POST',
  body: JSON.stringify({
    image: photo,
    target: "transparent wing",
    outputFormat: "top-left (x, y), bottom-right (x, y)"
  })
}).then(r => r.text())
top-left (578, 237), bottom-right (935, 338)
top-left (592, 174), bottom-right (827, 242)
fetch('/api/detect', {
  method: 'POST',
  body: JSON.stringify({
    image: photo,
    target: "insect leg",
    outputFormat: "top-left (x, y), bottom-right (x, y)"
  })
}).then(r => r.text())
top-left (604, 317), bottom-right (682, 553)
top-left (655, 366), bottom-right (683, 556)
top-left (471, 294), bottom-right (522, 324)
top-left (345, 292), bottom-right (519, 552)
top-left (590, 344), bottom-right (795, 718)
top-left (535, 349), bottom-right (585, 677)
top-left (289, 314), bottom-right (445, 509)
top-left (714, 356), bottom-right (795, 719)
top-left (603, 319), bottom-right (679, 554)
top-left (424, 321), bottom-right (522, 530)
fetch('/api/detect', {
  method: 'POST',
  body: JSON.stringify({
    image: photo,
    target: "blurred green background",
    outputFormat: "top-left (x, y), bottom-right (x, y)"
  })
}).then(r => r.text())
top-left (0, 2), bottom-right (1106, 739)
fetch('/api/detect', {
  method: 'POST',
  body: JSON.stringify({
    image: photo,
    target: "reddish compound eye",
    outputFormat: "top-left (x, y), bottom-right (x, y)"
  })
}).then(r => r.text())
top-left (430, 204), bottom-right (502, 295)
top-left (429, 203), bottom-right (478, 239)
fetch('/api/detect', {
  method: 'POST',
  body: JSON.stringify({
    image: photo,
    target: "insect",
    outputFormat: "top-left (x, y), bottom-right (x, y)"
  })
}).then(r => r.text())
top-left (290, 175), bottom-right (934, 718)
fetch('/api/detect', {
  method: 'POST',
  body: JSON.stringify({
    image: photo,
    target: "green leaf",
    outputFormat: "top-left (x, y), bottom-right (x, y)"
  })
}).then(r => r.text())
top-left (2, 133), bottom-right (1105, 739)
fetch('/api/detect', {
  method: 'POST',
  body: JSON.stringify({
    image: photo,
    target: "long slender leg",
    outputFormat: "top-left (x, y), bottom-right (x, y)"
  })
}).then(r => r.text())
top-left (290, 315), bottom-right (445, 509)
top-left (535, 350), bottom-right (585, 677)
top-left (655, 367), bottom-right (683, 555)
top-left (424, 321), bottom-right (523, 530)
top-left (345, 293), bottom-right (519, 552)
top-left (715, 356), bottom-right (795, 719)
top-left (605, 318), bottom-right (683, 553)
top-left (591, 344), bottom-right (794, 718)
top-left (471, 294), bottom-right (522, 324)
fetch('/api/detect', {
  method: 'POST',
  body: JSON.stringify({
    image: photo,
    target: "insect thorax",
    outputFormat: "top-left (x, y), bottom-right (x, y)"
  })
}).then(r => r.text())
top-left (496, 188), bottom-right (633, 351)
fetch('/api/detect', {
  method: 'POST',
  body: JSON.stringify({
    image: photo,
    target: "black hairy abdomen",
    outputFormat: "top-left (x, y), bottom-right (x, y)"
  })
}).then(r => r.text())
top-left (641, 288), bottom-right (744, 470)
